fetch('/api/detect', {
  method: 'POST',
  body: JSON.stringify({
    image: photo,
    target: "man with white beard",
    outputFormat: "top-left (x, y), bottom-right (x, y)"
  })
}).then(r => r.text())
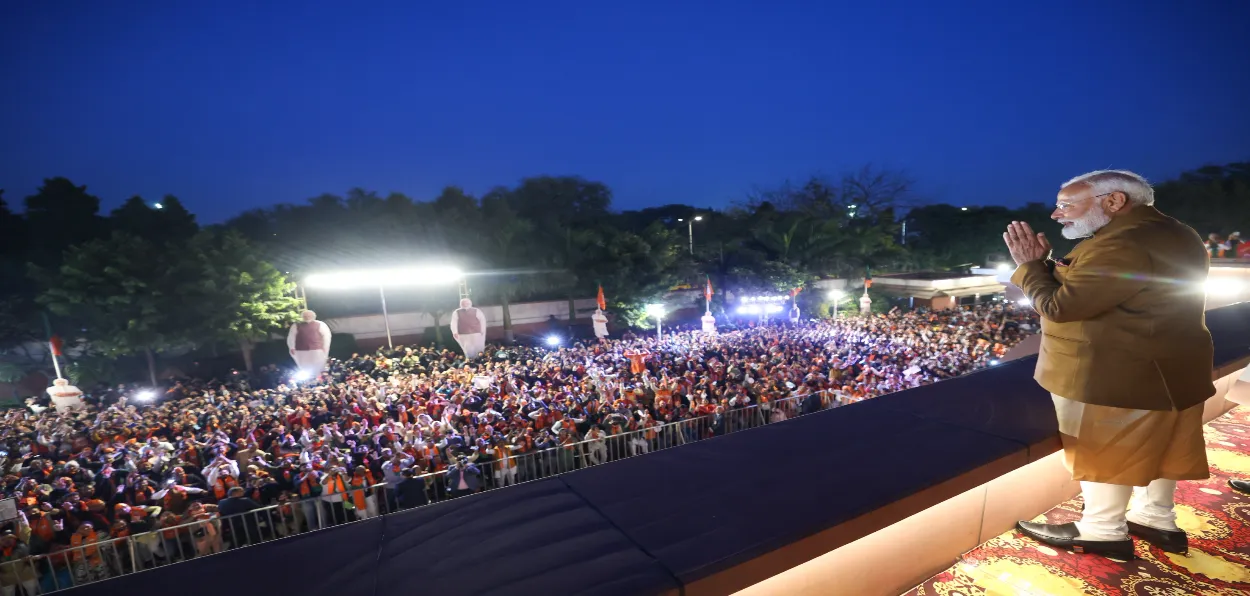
top-left (1005, 170), bottom-right (1213, 560)
top-left (288, 310), bottom-right (332, 378)
top-left (451, 298), bottom-right (488, 359)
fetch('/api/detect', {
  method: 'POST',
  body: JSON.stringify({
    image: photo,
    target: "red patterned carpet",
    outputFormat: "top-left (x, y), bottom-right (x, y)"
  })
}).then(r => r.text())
top-left (904, 405), bottom-right (1250, 596)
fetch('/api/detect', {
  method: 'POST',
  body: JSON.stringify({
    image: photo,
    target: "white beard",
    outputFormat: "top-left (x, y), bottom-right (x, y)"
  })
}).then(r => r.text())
top-left (1059, 205), bottom-right (1112, 239)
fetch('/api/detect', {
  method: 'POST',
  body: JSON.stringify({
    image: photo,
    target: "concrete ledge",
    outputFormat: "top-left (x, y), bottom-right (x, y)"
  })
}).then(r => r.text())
top-left (730, 362), bottom-right (1250, 596)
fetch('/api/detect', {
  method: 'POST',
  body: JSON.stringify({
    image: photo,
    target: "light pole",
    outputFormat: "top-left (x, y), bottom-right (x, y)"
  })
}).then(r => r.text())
top-left (645, 303), bottom-right (666, 341)
top-left (379, 286), bottom-right (392, 348)
top-left (677, 215), bottom-right (703, 255)
top-left (829, 289), bottom-right (846, 319)
top-left (305, 265), bottom-right (464, 349)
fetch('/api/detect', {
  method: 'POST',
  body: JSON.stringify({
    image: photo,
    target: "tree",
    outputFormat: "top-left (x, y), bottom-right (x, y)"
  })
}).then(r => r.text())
top-left (1155, 162), bottom-right (1250, 238)
top-left (582, 224), bottom-right (689, 328)
top-left (33, 232), bottom-right (186, 386)
top-left (189, 230), bottom-right (301, 372)
top-left (23, 178), bottom-right (105, 267)
top-left (110, 195), bottom-right (198, 244)
top-left (479, 193), bottom-right (542, 342)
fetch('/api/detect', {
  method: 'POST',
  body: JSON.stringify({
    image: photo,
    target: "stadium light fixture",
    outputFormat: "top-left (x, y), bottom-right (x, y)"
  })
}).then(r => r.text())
top-left (135, 390), bottom-right (156, 401)
top-left (304, 266), bottom-right (463, 289)
top-left (545, 335), bottom-right (562, 347)
top-left (304, 265), bottom-right (464, 349)
top-left (828, 289), bottom-right (846, 318)
top-left (1204, 278), bottom-right (1244, 297)
top-left (645, 303), bottom-right (666, 341)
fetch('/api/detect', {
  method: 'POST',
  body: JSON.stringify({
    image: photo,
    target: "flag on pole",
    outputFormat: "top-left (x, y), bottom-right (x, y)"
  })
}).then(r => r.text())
top-left (597, 285), bottom-right (607, 311)
top-left (704, 277), bottom-right (713, 302)
top-left (864, 265), bottom-right (873, 289)
top-left (790, 287), bottom-right (803, 298)
top-left (49, 335), bottom-right (63, 357)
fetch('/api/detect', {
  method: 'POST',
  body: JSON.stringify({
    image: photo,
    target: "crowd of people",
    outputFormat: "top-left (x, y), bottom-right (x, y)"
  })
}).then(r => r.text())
top-left (0, 301), bottom-right (1037, 591)
top-left (1206, 231), bottom-right (1250, 258)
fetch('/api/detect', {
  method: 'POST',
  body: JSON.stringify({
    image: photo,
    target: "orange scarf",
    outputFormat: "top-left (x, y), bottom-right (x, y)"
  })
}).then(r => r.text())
top-left (213, 476), bottom-right (238, 500)
top-left (70, 529), bottom-right (100, 562)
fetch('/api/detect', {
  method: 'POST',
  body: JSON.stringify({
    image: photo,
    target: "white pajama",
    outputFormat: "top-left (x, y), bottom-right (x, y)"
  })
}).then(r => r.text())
top-left (457, 333), bottom-right (486, 360)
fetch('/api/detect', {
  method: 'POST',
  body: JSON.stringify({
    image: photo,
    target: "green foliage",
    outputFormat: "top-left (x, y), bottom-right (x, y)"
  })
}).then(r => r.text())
top-left (64, 355), bottom-right (117, 389)
top-left (189, 230), bottom-right (301, 345)
top-left (0, 361), bottom-right (26, 384)
top-left (34, 232), bottom-right (182, 360)
top-left (1154, 163), bottom-right (1250, 238)
top-left (9, 163), bottom-right (1245, 387)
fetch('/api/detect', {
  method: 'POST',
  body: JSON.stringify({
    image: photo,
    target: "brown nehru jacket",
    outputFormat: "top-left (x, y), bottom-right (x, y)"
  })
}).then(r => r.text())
top-left (1011, 205), bottom-right (1215, 412)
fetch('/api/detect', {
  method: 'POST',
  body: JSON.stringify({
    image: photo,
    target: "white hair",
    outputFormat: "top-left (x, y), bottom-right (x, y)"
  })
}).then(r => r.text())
top-left (1061, 169), bottom-right (1155, 206)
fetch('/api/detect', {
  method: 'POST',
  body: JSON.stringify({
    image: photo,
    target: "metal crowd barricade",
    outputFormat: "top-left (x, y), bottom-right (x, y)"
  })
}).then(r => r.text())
top-left (11, 387), bottom-right (855, 592)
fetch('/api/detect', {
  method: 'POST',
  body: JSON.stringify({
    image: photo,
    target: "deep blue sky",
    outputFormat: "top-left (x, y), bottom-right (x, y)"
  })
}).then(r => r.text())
top-left (2, 0), bottom-right (1248, 222)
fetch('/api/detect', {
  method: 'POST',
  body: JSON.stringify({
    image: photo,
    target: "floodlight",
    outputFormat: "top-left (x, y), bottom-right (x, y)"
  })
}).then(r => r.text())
top-left (644, 304), bottom-right (666, 318)
top-left (135, 390), bottom-right (156, 401)
top-left (990, 359), bottom-right (1001, 366)
top-left (996, 263), bottom-right (1011, 272)
top-left (764, 304), bottom-right (784, 314)
top-left (1017, 298), bottom-right (1031, 306)
top-left (694, 216), bottom-right (703, 221)
top-left (304, 265), bottom-right (464, 289)
top-left (545, 335), bottom-right (562, 347)
top-left (1204, 278), bottom-right (1244, 297)
top-left (153, 203), bottom-right (164, 210)
top-left (828, 289), bottom-right (845, 300)
top-left (291, 371), bottom-right (312, 382)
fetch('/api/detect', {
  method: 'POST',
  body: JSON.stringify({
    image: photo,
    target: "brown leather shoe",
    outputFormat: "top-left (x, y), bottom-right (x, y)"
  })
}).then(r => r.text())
top-left (1126, 521), bottom-right (1188, 554)
top-left (1016, 521), bottom-right (1136, 560)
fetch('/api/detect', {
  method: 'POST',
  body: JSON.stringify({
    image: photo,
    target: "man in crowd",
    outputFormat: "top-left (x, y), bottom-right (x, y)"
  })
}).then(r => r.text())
top-left (217, 486), bottom-right (263, 547)
top-left (396, 468), bottom-right (429, 510)
top-left (1006, 170), bottom-right (1213, 559)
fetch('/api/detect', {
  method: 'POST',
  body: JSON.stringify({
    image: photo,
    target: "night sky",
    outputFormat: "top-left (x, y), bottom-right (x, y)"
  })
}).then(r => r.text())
top-left (2, 0), bottom-right (1248, 222)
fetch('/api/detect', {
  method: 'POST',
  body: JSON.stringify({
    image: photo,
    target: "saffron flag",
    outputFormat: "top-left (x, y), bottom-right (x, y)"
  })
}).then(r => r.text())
top-left (704, 277), bottom-right (713, 302)
top-left (49, 335), bottom-right (63, 357)
top-left (790, 287), bottom-right (803, 298)
top-left (597, 285), bottom-right (607, 311)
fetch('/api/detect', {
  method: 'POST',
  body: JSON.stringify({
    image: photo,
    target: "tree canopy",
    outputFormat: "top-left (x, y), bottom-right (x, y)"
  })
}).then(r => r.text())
top-left (2, 163), bottom-right (1245, 386)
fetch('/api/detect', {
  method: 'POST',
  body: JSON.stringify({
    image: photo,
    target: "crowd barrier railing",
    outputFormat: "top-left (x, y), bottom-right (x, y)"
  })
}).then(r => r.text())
top-left (1, 388), bottom-right (859, 592)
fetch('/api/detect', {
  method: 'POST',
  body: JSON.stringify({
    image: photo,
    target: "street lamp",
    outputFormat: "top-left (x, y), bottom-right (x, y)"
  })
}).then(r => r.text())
top-left (676, 215), bottom-right (703, 255)
top-left (644, 303), bottom-right (666, 341)
top-left (153, 202), bottom-right (164, 210)
top-left (304, 265), bottom-right (464, 349)
top-left (828, 289), bottom-right (846, 318)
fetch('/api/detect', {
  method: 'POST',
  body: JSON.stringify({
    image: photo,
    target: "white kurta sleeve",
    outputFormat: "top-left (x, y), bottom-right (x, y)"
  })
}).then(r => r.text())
top-left (287, 324), bottom-right (298, 351)
top-left (319, 321), bottom-right (332, 353)
top-left (450, 310), bottom-right (460, 336)
top-left (476, 309), bottom-right (487, 332)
